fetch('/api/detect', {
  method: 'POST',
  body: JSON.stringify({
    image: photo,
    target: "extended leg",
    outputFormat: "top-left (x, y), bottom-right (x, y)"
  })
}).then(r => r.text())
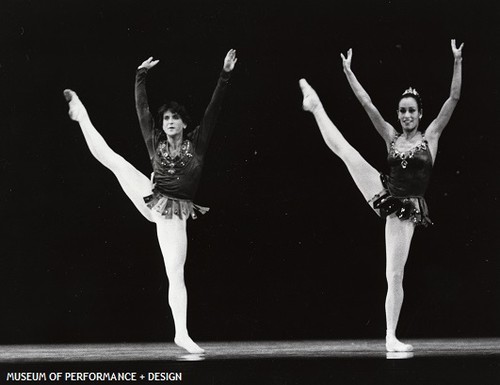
top-left (385, 215), bottom-right (415, 352)
top-left (155, 215), bottom-right (205, 354)
top-left (64, 89), bottom-right (153, 221)
top-left (300, 79), bottom-right (383, 200)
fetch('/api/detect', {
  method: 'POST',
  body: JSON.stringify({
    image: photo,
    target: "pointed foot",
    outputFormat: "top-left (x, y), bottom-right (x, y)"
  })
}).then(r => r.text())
top-left (299, 78), bottom-right (323, 112)
top-left (64, 89), bottom-right (87, 122)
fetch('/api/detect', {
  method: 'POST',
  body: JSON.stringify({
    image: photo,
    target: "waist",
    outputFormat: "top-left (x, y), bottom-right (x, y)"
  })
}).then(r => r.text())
top-left (152, 171), bottom-right (201, 200)
top-left (382, 174), bottom-right (429, 197)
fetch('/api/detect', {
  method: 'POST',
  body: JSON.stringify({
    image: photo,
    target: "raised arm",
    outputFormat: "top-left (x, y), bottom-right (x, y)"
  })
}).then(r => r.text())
top-left (425, 40), bottom-right (463, 142)
top-left (341, 49), bottom-right (397, 145)
top-left (135, 57), bottom-right (160, 158)
top-left (194, 49), bottom-right (237, 154)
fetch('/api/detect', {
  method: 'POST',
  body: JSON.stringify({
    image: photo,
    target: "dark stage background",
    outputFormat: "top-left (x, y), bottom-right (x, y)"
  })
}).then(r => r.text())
top-left (0, 0), bottom-right (498, 344)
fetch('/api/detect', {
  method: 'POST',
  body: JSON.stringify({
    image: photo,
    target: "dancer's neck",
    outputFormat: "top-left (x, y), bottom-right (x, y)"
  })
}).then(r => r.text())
top-left (167, 135), bottom-right (183, 152)
top-left (401, 129), bottom-right (421, 141)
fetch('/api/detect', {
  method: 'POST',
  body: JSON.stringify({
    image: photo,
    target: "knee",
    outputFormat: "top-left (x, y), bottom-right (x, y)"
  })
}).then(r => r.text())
top-left (166, 266), bottom-right (185, 284)
top-left (386, 269), bottom-right (404, 286)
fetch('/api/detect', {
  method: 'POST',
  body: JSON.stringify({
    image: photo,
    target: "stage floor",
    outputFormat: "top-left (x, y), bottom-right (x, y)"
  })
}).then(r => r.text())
top-left (0, 339), bottom-right (498, 384)
top-left (0, 338), bottom-right (499, 362)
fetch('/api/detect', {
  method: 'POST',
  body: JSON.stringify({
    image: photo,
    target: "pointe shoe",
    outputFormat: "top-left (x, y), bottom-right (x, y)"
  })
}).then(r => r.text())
top-left (174, 336), bottom-right (206, 355)
top-left (63, 89), bottom-right (87, 122)
top-left (63, 89), bottom-right (75, 102)
top-left (299, 78), bottom-right (322, 112)
top-left (386, 337), bottom-right (413, 352)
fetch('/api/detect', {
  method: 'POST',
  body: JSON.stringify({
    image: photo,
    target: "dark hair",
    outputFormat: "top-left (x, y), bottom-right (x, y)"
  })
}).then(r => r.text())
top-left (157, 101), bottom-right (192, 130)
top-left (397, 88), bottom-right (424, 132)
top-left (398, 87), bottom-right (423, 112)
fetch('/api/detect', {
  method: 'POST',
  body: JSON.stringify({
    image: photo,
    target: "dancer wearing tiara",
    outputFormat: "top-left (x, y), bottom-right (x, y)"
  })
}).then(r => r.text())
top-left (64, 49), bottom-right (237, 354)
top-left (300, 40), bottom-right (463, 352)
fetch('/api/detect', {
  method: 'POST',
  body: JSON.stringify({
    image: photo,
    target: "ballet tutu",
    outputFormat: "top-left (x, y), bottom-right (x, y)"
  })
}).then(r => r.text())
top-left (368, 176), bottom-right (433, 227)
top-left (144, 190), bottom-right (209, 220)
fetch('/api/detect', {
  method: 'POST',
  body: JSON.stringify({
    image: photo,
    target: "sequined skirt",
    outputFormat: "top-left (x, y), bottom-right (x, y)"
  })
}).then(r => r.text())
top-left (367, 176), bottom-right (433, 227)
top-left (144, 190), bottom-right (209, 220)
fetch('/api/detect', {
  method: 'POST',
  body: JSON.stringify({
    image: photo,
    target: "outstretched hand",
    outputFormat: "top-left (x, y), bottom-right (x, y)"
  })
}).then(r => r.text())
top-left (138, 57), bottom-right (160, 70)
top-left (340, 48), bottom-right (353, 71)
top-left (451, 39), bottom-right (464, 60)
top-left (223, 49), bottom-right (238, 72)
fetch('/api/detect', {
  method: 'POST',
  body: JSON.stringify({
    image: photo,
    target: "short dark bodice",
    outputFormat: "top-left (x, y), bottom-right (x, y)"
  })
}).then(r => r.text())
top-left (385, 135), bottom-right (433, 198)
top-left (151, 139), bottom-right (201, 200)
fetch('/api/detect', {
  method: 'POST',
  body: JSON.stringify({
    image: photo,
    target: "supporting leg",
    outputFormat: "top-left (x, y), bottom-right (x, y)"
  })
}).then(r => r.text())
top-left (155, 215), bottom-right (205, 354)
top-left (385, 215), bottom-right (415, 352)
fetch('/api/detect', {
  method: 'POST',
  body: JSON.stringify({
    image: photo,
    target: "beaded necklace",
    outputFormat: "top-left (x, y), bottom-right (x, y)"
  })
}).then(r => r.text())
top-left (157, 140), bottom-right (193, 174)
top-left (390, 135), bottom-right (428, 169)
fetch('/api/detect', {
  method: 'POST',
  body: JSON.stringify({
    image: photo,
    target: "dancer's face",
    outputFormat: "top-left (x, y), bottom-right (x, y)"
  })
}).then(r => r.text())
top-left (162, 110), bottom-right (186, 137)
top-left (397, 97), bottom-right (422, 132)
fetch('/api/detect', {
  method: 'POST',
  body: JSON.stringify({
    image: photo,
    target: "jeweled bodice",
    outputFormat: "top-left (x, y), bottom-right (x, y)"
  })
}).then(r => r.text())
top-left (389, 137), bottom-right (429, 169)
top-left (157, 140), bottom-right (194, 175)
top-left (386, 135), bottom-right (433, 197)
top-left (151, 138), bottom-right (202, 200)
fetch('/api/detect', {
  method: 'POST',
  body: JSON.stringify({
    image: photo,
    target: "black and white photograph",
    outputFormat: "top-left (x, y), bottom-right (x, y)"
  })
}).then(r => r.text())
top-left (0, 0), bottom-right (499, 383)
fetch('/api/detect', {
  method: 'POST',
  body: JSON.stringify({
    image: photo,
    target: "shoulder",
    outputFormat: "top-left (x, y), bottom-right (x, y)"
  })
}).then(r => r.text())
top-left (385, 131), bottom-right (399, 149)
top-left (422, 126), bottom-right (440, 145)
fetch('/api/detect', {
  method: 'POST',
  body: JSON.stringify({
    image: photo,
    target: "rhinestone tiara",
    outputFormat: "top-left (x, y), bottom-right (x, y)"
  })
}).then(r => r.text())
top-left (402, 87), bottom-right (420, 96)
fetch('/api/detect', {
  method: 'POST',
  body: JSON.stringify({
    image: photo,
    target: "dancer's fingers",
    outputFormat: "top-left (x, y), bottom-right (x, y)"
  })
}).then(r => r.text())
top-left (227, 49), bottom-right (236, 60)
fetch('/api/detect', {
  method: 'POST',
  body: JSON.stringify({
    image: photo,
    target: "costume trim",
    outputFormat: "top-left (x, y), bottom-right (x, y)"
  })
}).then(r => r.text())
top-left (144, 190), bottom-right (209, 220)
top-left (367, 175), bottom-right (433, 227)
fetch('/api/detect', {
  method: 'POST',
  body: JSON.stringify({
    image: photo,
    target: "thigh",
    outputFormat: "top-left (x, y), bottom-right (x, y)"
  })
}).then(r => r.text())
top-left (155, 216), bottom-right (188, 272)
top-left (385, 215), bottom-right (416, 272)
top-left (111, 154), bottom-right (155, 221)
top-left (341, 147), bottom-right (385, 202)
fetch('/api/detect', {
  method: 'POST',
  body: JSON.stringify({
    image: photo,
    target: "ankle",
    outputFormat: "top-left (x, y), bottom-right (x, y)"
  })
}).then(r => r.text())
top-left (311, 105), bottom-right (325, 114)
top-left (174, 333), bottom-right (190, 341)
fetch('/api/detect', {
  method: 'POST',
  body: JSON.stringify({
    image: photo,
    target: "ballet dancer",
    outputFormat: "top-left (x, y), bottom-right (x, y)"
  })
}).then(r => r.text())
top-left (300, 40), bottom-right (463, 351)
top-left (64, 49), bottom-right (237, 354)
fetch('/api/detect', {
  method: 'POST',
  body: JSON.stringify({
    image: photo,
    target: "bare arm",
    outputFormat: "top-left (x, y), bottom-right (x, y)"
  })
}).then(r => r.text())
top-left (425, 40), bottom-right (463, 142)
top-left (341, 49), bottom-right (397, 145)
